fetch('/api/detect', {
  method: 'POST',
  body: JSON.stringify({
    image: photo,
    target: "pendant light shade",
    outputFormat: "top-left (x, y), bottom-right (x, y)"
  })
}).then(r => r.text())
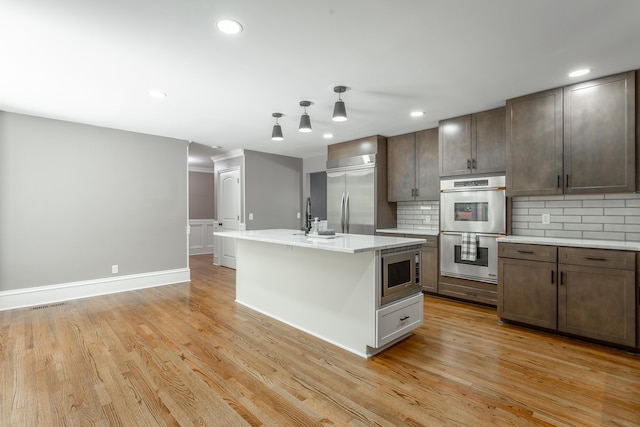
top-left (271, 113), bottom-right (284, 141)
top-left (332, 86), bottom-right (348, 122)
top-left (298, 101), bottom-right (312, 133)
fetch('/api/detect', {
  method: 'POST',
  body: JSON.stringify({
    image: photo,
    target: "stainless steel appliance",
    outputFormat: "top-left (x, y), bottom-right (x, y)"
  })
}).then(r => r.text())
top-left (326, 155), bottom-right (378, 234)
top-left (440, 232), bottom-right (498, 283)
top-left (380, 244), bottom-right (422, 306)
top-left (440, 176), bottom-right (506, 284)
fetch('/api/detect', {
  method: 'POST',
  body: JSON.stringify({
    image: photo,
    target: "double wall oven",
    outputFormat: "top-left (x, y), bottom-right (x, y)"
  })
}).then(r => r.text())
top-left (440, 176), bottom-right (506, 284)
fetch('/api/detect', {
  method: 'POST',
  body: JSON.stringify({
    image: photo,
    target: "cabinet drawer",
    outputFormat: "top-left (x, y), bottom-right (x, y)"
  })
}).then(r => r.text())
top-left (376, 293), bottom-right (423, 347)
top-left (559, 247), bottom-right (635, 270)
top-left (406, 234), bottom-right (438, 247)
top-left (499, 243), bottom-right (557, 262)
top-left (438, 281), bottom-right (497, 306)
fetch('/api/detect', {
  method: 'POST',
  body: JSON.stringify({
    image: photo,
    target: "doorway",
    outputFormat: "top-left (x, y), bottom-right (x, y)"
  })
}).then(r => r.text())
top-left (218, 167), bottom-right (240, 268)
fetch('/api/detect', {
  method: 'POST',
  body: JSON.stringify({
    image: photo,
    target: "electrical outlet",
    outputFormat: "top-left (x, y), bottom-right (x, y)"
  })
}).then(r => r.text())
top-left (249, 213), bottom-right (254, 221)
top-left (111, 264), bottom-right (119, 274)
top-left (296, 212), bottom-right (301, 219)
top-left (424, 215), bottom-right (431, 223)
top-left (542, 213), bottom-right (551, 225)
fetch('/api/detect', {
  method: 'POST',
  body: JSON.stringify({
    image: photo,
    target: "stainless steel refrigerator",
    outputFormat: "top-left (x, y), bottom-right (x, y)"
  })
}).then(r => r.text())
top-left (326, 154), bottom-right (396, 235)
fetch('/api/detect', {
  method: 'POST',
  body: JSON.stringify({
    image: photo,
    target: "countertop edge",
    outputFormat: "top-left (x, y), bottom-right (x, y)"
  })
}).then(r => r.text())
top-left (215, 229), bottom-right (426, 253)
top-left (497, 235), bottom-right (640, 252)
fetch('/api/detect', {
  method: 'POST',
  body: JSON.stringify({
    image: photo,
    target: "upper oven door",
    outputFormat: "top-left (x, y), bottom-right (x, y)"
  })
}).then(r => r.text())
top-left (440, 188), bottom-right (506, 233)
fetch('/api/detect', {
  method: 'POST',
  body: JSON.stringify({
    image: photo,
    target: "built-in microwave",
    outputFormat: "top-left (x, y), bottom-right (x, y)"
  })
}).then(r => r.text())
top-left (380, 245), bottom-right (422, 306)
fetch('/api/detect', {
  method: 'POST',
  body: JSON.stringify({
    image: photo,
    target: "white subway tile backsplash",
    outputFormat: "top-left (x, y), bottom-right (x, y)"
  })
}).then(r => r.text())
top-left (582, 199), bottom-right (625, 208)
top-left (512, 194), bottom-right (640, 242)
top-left (563, 208), bottom-right (604, 216)
top-left (545, 200), bottom-right (583, 208)
top-left (563, 223), bottom-right (603, 231)
top-left (545, 230), bottom-right (582, 239)
top-left (583, 231), bottom-right (625, 241)
top-left (396, 200), bottom-right (439, 231)
top-left (583, 216), bottom-right (624, 224)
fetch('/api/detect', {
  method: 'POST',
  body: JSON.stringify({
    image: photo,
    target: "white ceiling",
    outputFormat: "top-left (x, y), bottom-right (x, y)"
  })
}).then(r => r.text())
top-left (2, 0), bottom-right (640, 169)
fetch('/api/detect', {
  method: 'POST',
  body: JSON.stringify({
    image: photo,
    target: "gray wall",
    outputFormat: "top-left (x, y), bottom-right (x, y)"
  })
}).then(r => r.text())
top-left (189, 171), bottom-right (214, 219)
top-left (244, 150), bottom-right (302, 230)
top-left (0, 112), bottom-right (188, 291)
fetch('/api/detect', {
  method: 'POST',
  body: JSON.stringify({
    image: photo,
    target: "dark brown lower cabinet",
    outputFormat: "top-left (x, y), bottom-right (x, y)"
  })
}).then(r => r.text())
top-left (498, 242), bottom-right (637, 348)
top-left (558, 263), bottom-right (636, 347)
top-left (498, 258), bottom-right (557, 329)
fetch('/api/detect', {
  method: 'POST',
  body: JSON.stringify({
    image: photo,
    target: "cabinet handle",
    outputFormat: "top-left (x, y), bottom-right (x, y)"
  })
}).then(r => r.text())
top-left (400, 315), bottom-right (410, 321)
top-left (414, 188), bottom-right (418, 197)
top-left (584, 256), bottom-right (606, 262)
top-left (472, 158), bottom-right (477, 169)
top-left (551, 270), bottom-right (554, 284)
top-left (517, 250), bottom-right (534, 254)
top-left (467, 159), bottom-right (471, 169)
top-left (560, 271), bottom-right (565, 286)
top-left (557, 175), bottom-right (561, 188)
top-left (565, 174), bottom-right (570, 188)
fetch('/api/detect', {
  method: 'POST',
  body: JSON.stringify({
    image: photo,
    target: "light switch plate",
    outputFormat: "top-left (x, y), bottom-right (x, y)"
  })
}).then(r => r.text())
top-left (542, 213), bottom-right (551, 224)
top-left (249, 213), bottom-right (254, 221)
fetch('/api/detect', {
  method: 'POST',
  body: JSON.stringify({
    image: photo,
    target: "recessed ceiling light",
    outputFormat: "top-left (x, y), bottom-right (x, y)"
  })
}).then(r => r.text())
top-left (217, 19), bottom-right (243, 34)
top-left (323, 133), bottom-right (334, 139)
top-left (149, 90), bottom-right (167, 99)
top-left (568, 68), bottom-right (590, 78)
top-left (410, 111), bottom-right (425, 118)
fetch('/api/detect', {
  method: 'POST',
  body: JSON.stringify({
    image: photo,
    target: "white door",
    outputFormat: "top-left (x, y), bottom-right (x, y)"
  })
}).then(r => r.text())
top-left (218, 168), bottom-right (240, 268)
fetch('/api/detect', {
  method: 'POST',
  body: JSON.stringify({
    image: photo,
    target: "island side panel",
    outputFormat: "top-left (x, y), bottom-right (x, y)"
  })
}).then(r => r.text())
top-left (235, 239), bottom-right (377, 357)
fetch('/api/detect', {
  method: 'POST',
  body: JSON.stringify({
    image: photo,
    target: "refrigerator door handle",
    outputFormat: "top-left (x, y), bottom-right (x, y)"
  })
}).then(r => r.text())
top-left (340, 193), bottom-right (346, 233)
top-left (345, 192), bottom-right (350, 234)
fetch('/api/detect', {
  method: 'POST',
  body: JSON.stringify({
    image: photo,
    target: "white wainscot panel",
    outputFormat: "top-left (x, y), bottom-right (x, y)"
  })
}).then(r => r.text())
top-left (189, 219), bottom-right (215, 255)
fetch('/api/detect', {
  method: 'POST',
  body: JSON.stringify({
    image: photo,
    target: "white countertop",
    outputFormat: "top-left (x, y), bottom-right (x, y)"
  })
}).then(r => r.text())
top-left (214, 229), bottom-right (426, 254)
top-left (376, 228), bottom-right (439, 236)
top-left (497, 235), bottom-right (640, 252)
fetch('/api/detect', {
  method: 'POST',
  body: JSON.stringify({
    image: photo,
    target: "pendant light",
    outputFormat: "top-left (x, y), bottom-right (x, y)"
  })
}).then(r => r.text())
top-left (332, 86), bottom-right (348, 122)
top-left (298, 101), bottom-right (312, 133)
top-left (271, 113), bottom-right (284, 141)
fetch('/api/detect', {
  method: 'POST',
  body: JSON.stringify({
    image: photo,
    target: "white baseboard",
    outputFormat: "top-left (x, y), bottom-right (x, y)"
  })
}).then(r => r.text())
top-left (0, 268), bottom-right (191, 311)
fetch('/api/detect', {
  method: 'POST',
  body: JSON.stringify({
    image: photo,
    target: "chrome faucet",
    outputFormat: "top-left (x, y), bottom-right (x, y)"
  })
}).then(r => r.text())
top-left (304, 197), bottom-right (312, 235)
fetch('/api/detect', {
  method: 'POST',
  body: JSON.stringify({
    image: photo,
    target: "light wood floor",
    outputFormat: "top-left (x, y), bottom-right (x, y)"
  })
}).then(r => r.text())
top-left (1, 255), bottom-right (639, 426)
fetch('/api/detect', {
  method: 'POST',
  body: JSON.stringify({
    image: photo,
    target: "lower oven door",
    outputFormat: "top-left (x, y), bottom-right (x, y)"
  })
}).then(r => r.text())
top-left (440, 232), bottom-right (498, 284)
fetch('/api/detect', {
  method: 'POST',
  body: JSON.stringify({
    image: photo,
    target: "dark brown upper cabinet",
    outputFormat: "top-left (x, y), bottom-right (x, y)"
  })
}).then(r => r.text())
top-left (506, 88), bottom-right (564, 196)
top-left (563, 71), bottom-right (635, 194)
top-left (387, 128), bottom-right (439, 201)
top-left (506, 71), bottom-right (636, 196)
top-left (439, 107), bottom-right (506, 177)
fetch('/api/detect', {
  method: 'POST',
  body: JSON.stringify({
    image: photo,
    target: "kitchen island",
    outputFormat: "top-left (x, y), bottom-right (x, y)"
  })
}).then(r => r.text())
top-left (214, 229), bottom-right (426, 357)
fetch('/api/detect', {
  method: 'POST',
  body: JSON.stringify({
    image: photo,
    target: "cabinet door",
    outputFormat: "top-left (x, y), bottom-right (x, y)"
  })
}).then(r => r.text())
top-left (415, 128), bottom-right (439, 200)
top-left (472, 107), bottom-right (506, 175)
top-left (558, 264), bottom-right (636, 347)
top-left (498, 258), bottom-right (557, 329)
top-left (439, 115), bottom-right (472, 176)
top-left (506, 88), bottom-right (563, 196)
top-left (564, 71), bottom-right (635, 194)
top-left (420, 246), bottom-right (439, 293)
top-left (387, 133), bottom-right (416, 201)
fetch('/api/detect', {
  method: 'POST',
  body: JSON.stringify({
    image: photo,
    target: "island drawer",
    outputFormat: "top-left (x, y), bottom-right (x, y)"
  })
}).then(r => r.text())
top-left (499, 243), bottom-right (557, 262)
top-left (376, 293), bottom-right (423, 347)
top-left (559, 247), bottom-right (635, 270)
